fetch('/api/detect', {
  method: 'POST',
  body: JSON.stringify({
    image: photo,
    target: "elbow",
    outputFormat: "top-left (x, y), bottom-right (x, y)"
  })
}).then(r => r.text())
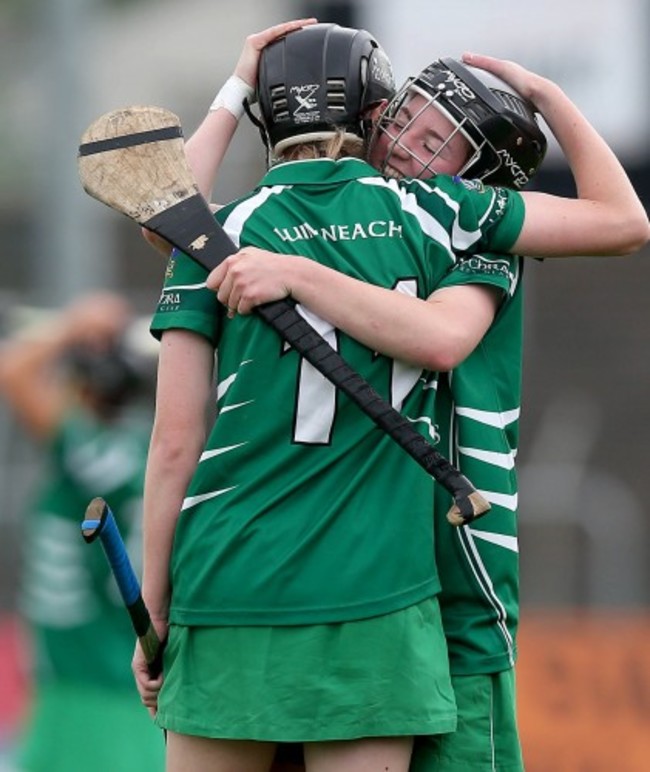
top-left (149, 425), bottom-right (204, 477)
top-left (631, 215), bottom-right (650, 253)
top-left (419, 323), bottom-right (484, 371)
top-left (611, 213), bottom-right (650, 256)
top-left (430, 352), bottom-right (464, 373)
top-left (421, 341), bottom-right (469, 373)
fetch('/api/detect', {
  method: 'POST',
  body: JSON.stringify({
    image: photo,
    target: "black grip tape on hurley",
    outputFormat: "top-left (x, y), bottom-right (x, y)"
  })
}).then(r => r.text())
top-left (78, 126), bottom-right (183, 156)
top-left (146, 197), bottom-right (483, 523)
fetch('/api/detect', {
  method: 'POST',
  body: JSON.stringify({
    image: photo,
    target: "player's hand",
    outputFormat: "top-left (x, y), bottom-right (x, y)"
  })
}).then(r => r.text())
top-left (141, 226), bottom-right (173, 258)
top-left (461, 52), bottom-right (549, 110)
top-left (62, 292), bottom-right (132, 349)
top-left (142, 205), bottom-right (220, 257)
top-left (206, 247), bottom-right (294, 316)
top-left (233, 18), bottom-right (318, 89)
top-left (131, 620), bottom-right (168, 717)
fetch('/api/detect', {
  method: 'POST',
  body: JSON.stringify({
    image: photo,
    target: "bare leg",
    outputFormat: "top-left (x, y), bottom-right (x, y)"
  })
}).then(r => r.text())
top-left (305, 737), bottom-right (413, 772)
top-left (166, 732), bottom-right (277, 772)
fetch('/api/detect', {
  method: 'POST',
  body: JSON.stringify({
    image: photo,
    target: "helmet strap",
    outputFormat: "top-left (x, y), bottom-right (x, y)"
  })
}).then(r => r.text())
top-left (244, 99), bottom-right (271, 166)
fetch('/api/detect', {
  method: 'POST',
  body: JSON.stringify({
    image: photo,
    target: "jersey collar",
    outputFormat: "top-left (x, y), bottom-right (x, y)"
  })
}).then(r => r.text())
top-left (259, 157), bottom-right (383, 186)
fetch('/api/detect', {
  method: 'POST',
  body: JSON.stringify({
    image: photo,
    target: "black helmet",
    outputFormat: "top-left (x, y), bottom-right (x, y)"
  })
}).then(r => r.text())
top-left (373, 57), bottom-right (547, 189)
top-left (256, 22), bottom-right (395, 157)
top-left (66, 342), bottom-right (143, 416)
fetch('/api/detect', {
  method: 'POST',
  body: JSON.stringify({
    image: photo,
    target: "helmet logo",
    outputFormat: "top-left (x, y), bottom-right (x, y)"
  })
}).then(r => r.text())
top-left (443, 72), bottom-right (475, 102)
top-left (497, 148), bottom-right (530, 188)
top-left (370, 52), bottom-right (395, 91)
top-left (291, 84), bottom-right (321, 124)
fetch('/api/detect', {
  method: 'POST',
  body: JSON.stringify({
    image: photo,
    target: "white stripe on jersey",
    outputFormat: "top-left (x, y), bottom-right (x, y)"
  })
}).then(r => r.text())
top-left (426, 183), bottom-right (483, 251)
top-left (162, 282), bottom-right (207, 291)
top-left (456, 406), bottom-right (520, 428)
top-left (476, 187), bottom-right (498, 228)
top-left (457, 526), bottom-right (516, 666)
top-left (357, 176), bottom-right (456, 261)
top-left (458, 446), bottom-right (516, 470)
top-left (406, 415), bottom-right (440, 443)
top-left (199, 443), bottom-right (248, 463)
top-left (222, 185), bottom-right (289, 246)
top-left (422, 375), bottom-right (438, 391)
top-left (507, 256), bottom-right (522, 298)
top-left (467, 528), bottom-right (519, 553)
top-left (21, 515), bottom-right (97, 625)
top-left (479, 490), bottom-right (518, 511)
top-left (219, 400), bottom-right (254, 414)
top-left (65, 440), bottom-right (141, 491)
top-left (182, 486), bottom-right (237, 512)
top-left (391, 279), bottom-right (422, 409)
top-left (217, 360), bottom-right (253, 401)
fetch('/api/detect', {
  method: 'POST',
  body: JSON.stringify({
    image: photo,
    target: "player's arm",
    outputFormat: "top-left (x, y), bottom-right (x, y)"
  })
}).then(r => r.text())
top-left (187, 19), bottom-right (317, 196)
top-left (463, 53), bottom-right (649, 257)
top-left (0, 293), bottom-right (131, 438)
top-left (135, 329), bottom-right (213, 706)
top-left (207, 248), bottom-right (500, 372)
top-left (141, 19), bottom-right (318, 257)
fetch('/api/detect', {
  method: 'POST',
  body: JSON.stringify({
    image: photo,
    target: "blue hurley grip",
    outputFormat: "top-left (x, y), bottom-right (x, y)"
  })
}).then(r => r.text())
top-left (101, 517), bottom-right (139, 606)
top-left (81, 497), bottom-right (164, 676)
top-left (81, 499), bottom-right (140, 605)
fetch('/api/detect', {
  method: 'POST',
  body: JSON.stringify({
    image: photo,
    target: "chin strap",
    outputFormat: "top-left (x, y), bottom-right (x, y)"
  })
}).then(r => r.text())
top-left (244, 99), bottom-right (272, 168)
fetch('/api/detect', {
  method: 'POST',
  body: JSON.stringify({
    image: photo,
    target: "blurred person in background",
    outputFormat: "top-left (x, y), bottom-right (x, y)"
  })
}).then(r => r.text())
top-left (0, 292), bottom-right (164, 772)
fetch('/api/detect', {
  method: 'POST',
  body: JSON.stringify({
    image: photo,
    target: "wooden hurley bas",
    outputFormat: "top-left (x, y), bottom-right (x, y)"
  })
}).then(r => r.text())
top-left (77, 105), bottom-right (490, 526)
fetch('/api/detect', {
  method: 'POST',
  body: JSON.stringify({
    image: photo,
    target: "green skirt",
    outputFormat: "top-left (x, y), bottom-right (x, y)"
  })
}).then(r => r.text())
top-left (156, 597), bottom-right (456, 741)
top-left (15, 682), bottom-right (166, 772)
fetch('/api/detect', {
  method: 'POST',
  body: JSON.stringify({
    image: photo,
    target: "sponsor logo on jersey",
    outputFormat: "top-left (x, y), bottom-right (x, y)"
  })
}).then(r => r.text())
top-left (158, 290), bottom-right (181, 311)
top-left (273, 220), bottom-right (403, 243)
top-left (457, 254), bottom-right (512, 281)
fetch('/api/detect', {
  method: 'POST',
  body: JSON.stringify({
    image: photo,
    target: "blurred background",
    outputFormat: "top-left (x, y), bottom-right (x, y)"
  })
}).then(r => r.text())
top-left (1, 0), bottom-right (649, 769)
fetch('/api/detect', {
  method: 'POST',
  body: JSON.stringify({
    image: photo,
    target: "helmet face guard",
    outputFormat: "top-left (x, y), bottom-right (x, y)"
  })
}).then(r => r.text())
top-left (370, 57), bottom-right (547, 188)
top-left (255, 23), bottom-right (395, 161)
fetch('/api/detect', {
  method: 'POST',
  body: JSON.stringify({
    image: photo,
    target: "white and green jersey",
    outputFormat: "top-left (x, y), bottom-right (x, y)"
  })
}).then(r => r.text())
top-left (435, 254), bottom-right (524, 674)
top-left (151, 157), bottom-right (525, 627)
top-left (19, 410), bottom-right (149, 688)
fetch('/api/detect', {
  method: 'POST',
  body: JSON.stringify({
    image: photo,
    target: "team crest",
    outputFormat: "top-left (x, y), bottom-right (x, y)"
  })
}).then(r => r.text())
top-left (454, 176), bottom-right (485, 193)
top-left (165, 254), bottom-right (176, 280)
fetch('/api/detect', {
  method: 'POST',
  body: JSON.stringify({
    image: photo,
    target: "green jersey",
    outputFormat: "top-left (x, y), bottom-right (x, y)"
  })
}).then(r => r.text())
top-left (19, 410), bottom-right (149, 688)
top-left (151, 157), bottom-right (525, 627)
top-left (435, 254), bottom-right (524, 674)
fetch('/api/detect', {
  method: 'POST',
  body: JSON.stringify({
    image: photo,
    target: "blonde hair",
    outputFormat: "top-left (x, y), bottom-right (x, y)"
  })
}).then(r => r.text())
top-left (274, 129), bottom-right (365, 163)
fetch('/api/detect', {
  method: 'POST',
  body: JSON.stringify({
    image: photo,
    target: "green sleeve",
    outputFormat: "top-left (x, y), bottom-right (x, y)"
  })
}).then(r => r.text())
top-left (149, 248), bottom-right (222, 345)
top-left (438, 251), bottom-right (520, 297)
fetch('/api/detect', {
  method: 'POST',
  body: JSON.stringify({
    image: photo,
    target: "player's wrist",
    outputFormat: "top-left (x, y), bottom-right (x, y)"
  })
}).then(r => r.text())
top-left (209, 75), bottom-right (255, 120)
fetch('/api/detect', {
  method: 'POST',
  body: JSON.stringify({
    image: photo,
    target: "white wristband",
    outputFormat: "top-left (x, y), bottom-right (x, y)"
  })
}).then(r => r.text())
top-left (209, 75), bottom-right (255, 120)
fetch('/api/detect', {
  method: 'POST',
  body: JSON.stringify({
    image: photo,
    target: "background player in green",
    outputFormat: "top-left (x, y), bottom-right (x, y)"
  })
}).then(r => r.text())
top-left (133, 22), bottom-right (540, 772)
top-left (0, 293), bottom-right (164, 772)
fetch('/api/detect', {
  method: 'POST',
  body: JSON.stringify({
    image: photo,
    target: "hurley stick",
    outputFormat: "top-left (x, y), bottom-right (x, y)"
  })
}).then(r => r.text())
top-left (77, 106), bottom-right (489, 525)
